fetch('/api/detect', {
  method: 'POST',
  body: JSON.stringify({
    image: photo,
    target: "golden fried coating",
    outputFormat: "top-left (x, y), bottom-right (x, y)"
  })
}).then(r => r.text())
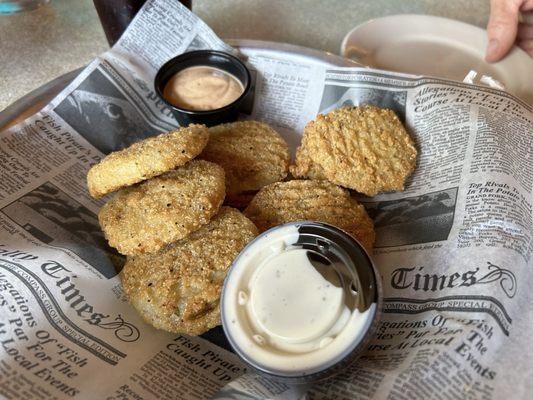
top-left (290, 144), bottom-right (328, 180)
top-left (200, 121), bottom-right (290, 195)
top-left (99, 160), bottom-right (225, 256)
top-left (121, 207), bottom-right (258, 335)
top-left (244, 180), bottom-right (375, 251)
top-left (291, 106), bottom-right (417, 196)
top-left (87, 124), bottom-right (208, 198)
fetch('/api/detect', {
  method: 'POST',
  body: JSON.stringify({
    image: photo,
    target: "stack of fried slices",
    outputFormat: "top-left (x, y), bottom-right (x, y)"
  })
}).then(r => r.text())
top-left (87, 106), bottom-right (417, 335)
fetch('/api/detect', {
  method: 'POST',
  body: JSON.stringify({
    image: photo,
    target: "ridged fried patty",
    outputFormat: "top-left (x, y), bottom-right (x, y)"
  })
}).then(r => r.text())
top-left (88, 124), bottom-right (208, 198)
top-left (99, 160), bottom-right (225, 256)
top-left (121, 207), bottom-right (258, 335)
top-left (291, 106), bottom-right (417, 196)
top-left (200, 121), bottom-right (290, 194)
top-left (244, 179), bottom-right (375, 251)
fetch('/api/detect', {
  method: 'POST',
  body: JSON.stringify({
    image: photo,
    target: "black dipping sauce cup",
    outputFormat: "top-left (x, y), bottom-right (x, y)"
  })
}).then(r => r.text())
top-left (221, 221), bottom-right (382, 384)
top-left (155, 50), bottom-right (252, 127)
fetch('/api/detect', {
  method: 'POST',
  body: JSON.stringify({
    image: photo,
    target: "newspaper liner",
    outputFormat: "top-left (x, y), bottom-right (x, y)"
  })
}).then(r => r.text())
top-left (0, 1), bottom-right (531, 399)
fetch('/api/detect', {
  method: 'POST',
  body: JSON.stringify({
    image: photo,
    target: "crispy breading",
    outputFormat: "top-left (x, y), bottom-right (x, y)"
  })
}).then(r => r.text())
top-left (244, 180), bottom-right (375, 251)
top-left (98, 160), bottom-right (225, 256)
top-left (200, 121), bottom-right (290, 194)
top-left (289, 144), bottom-right (329, 180)
top-left (121, 207), bottom-right (258, 335)
top-left (291, 106), bottom-right (417, 196)
top-left (87, 124), bottom-right (209, 198)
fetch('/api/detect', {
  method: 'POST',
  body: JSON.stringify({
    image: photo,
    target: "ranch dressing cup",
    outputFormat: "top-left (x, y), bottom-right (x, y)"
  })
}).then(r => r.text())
top-left (221, 221), bottom-right (381, 383)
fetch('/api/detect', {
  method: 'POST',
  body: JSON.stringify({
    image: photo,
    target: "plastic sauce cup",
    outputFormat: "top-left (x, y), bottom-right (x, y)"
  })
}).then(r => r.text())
top-left (154, 50), bottom-right (252, 127)
top-left (221, 221), bottom-right (381, 384)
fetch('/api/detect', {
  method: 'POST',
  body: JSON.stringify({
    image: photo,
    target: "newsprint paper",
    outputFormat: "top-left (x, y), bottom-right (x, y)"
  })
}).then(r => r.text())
top-left (0, 1), bottom-right (532, 399)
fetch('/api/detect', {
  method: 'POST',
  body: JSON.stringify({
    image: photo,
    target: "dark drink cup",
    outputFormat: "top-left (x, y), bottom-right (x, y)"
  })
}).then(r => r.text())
top-left (93, 0), bottom-right (192, 46)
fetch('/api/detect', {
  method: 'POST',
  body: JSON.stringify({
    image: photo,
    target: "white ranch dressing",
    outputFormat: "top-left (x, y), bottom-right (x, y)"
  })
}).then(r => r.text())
top-left (250, 249), bottom-right (344, 344)
top-left (222, 225), bottom-right (376, 375)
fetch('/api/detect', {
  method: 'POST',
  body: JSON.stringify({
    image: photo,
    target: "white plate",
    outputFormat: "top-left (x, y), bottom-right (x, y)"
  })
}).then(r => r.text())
top-left (340, 15), bottom-right (533, 104)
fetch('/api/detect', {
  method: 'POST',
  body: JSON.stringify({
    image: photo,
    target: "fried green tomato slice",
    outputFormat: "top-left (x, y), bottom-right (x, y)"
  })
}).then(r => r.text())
top-left (121, 207), bottom-right (258, 335)
top-left (88, 124), bottom-right (208, 198)
top-left (244, 179), bottom-right (375, 251)
top-left (98, 160), bottom-right (225, 256)
top-left (291, 106), bottom-right (417, 196)
top-left (200, 121), bottom-right (290, 195)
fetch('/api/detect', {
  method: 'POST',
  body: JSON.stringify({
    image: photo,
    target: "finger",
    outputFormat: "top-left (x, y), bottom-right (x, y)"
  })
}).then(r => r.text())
top-left (486, 0), bottom-right (521, 62)
top-left (517, 22), bottom-right (533, 39)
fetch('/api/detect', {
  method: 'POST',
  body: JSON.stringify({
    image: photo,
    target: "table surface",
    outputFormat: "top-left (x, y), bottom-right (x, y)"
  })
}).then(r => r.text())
top-left (0, 0), bottom-right (491, 112)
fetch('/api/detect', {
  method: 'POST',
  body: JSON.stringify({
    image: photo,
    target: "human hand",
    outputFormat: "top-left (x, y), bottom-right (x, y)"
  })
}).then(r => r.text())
top-left (486, 0), bottom-right (533, 62)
